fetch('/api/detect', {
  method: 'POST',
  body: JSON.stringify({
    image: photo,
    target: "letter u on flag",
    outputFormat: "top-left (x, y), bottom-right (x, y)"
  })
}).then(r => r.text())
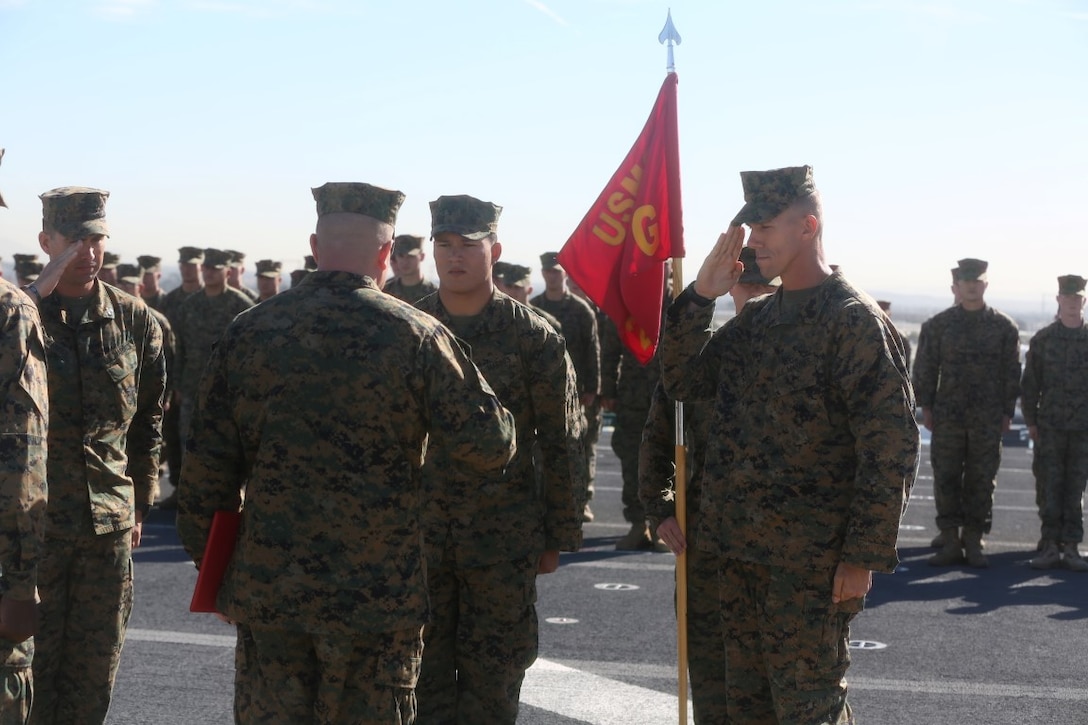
top-left (558, 73), bottom-right (684, 364)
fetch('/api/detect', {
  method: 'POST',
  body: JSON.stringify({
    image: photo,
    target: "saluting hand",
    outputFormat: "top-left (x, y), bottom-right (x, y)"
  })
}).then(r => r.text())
top-left (30, 239), bottom-right (85, 300)
top-left (693, 226), bottom-right (745, 300)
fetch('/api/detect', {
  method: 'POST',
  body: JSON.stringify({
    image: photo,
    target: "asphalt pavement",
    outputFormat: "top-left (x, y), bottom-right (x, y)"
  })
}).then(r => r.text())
top-left (106, 428), bottom-right (1088, 724)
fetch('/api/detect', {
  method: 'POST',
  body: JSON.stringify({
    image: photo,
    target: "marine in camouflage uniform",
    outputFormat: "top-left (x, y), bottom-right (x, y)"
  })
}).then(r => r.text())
top-left (29, 188), bottom-right (166, 724)
top-left (382, 235), bottom-right (437, 304)
top-left (177, 182), bottom-right (515, 723)
top-left (531, 252), bottom-right (600, 518)
top-left (117, 264), bottom-right (177, 403)
top-left (638, 382), bottom-right (724, 723)
top-left (491, 262), bottom-right (561, 334)
top-left (569, 276), bottom-right (614, 523)
top-left (415, 195), bottom-right (583, 724)
top-left (254, 259), bottom-right (282, 302)
top-left (172, 248), bottom-right (254, 452)
top-left (1022, 275), bottom-right (1088, 572)
top-left (608, 310), bottom-right (666, 550)
top-left (913, 258), bottom-right (1020, 568)
top-left (0, 279), bottom-right (48, 725)
top-left (157, 246), bottom-right (205, 498)
top-left (136, 255), bottom-right (166, 311)
top-left (224, 250), bottom-right (260, 303)
top-left (662, 166), bottom-right (918, 724)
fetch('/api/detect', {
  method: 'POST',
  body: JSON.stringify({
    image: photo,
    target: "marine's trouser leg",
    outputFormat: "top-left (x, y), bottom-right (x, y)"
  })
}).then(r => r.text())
top-left (930, 422), bottom-right (968, 531)
top-left (680, 534), bottom-right (727, 724)
top-left (583, 399), bottom-right (602, 503)
top-left (31, 530), bottom-right (133, 725)
top-left (418, 553), bottom-right (539, 725)
top-left (233, 624), bottom-right (421, 725)
top-left (162, 395), bottom-right (182, 487)
top-left (1037, 428), bottom-right (1088, 544)
top-left (613, 407), bottom-right (650, 524)
top-left (719, 558), bottom-right (859, 725)
top-left (961, 423), bottom-right (1003, 534)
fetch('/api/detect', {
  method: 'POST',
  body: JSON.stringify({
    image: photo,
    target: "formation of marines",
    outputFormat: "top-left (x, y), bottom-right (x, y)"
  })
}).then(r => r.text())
top-left (1, 150), bottom-right (1085, 725)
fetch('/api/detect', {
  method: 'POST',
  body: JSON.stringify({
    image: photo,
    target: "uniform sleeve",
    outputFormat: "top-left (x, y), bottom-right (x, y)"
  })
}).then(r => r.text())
top-left (835, 305), bottom-right (919, 573)
top-left (421, 327), bottom-right (516, 478)
top-left (176, 334), bottom-right (246, 567)
top-left (1020, 334), bottom-right (1043, 428)
top-left (1002, 320), bottom-right (1022, 419)
top-left (638, 381), bottom-right (677, 525)
top-left (128, 307), bottom-right (166, 510)
top-left (912, 319), bottom-right (938, 409)
top-left (0, 298), bottom-right (48, 600)
top-left (531, 331), bottom-right (584, 552)
top-left (599, 316), bottom-right (621, 399)
top-left (660, 287), bottom-right (727, 402)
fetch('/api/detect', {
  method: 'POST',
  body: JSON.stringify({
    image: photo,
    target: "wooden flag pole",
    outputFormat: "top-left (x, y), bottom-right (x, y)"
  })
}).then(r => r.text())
top-left (671, 258), bottom-right (689, 724)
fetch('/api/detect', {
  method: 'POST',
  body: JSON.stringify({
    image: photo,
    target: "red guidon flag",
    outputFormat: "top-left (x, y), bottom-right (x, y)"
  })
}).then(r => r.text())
top-left (558, 73), bottom-right (684, 364)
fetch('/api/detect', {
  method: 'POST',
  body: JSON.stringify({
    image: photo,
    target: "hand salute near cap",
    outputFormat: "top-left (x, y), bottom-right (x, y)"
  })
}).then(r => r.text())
top-left (692, 226), bottom-right (745, 301)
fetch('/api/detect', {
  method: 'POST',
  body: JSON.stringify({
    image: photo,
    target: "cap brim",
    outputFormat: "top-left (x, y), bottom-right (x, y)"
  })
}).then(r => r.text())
top-left (61, 219), bottom-right (110, 239)
top-left (257, 271), bottom-right (280, 278)
top-left (430, 225), bottom-right (491, 241)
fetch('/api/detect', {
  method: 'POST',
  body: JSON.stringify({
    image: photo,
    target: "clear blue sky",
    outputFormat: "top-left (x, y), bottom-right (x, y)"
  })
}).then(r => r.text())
top-left (2, 0), bottom-right (1085, 309)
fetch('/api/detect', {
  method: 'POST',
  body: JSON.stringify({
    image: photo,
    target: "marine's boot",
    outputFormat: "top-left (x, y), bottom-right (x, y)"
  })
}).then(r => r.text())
top-left (1060, 543), bottom-right (1088, 572)
top-left (1030, 541), bottom-right (1061, 570)
top-left (927, 528), bottom-right (964, 566)
top-left (930, 530), bottom-right (948, 548)
top-left (615, 522), bottom-right (651, 551)
top-left (962, 528), bottom-right (989, 568)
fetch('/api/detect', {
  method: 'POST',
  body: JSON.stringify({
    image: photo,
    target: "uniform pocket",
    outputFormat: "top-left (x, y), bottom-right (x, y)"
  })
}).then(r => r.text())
top-left (104, 342), bottom-right (139, 417)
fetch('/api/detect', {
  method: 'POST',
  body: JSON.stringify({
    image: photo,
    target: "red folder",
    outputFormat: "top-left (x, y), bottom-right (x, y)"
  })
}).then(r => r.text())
top-left (189, 510), bottom-right (242, 613)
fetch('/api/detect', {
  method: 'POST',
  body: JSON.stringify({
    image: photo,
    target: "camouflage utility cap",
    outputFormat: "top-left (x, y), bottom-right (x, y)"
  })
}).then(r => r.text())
top-left (956, 258), bottom-right (988, 282)
top-left (225, 250), bottom-right (246, 268)
top-left (101, 251), bottom-right (121, 269)
top-left (950, 266), bottom-right (963, 282)
top-left (203, 248), bottom-right (232, 269)
top-left (40, 186), bottom-right (110, 239)
top-left (255, 259), bottom-right (282, 278)
top-left (876, 300), bottom-right (892, 312)
top-left (540, 252), bottom-right (561, 270)
top-left (13, 253), bottom-right (39, 265)
top-left (393, 234), bottom-right (424, 257)
top-left (738, 246), bottom-right (780, 286)
top-left (15, 260), bottom-right (42, 281)
top-left (116, 263), bottom-right (142, 284)
top-left (312, 182), bottom-right (405, 225)
top-left (178, 246), bottom-right (204, 264)
top-left (304, 255), bottom-right (317, 271)
top-left (137, 255), bottom-right (162, 271)
top-left (497, 262), bottom-right (532, 288)
top-left (430, 195), bottom-right (502, 240)
top-left (1058, 274), bottom-right (1087, 296)
top-left (290, 269), bottom-right (309, 286)
top-left (731, 165), bottom-right (816, 227)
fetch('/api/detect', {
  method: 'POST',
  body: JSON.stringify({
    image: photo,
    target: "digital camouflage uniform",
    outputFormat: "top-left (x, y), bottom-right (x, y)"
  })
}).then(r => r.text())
top-left (414, 195), bottom-right (583, 725)
top-left (662, 166), bottom-right (919, 724)
top-left (135, 255), bottom-right (165, 312)
top-left (157, 246), bottom-right (205, 491)
top-left (383, 235), bottom-right (437, 305)
top-left (383, 277), bottom-right (437, 305)
top-left (612, 335), bottom-right (661, 526)
top-left (0, 280), bottom-right (48, 725)
top-left (177, 182), bottom-right (516, 724)
top-left (172, 256), bottom-right (254, 450)
top-left (32, 203), bottom-right (165, 725)
top-left (1020, 276), bottom-right (1088, 564)
top-left (637, 382), bottom-right (723, 723)
top-left (913, 267), bottom-right (1020, 548)
top-left (530, 258), bottom-right (600, 514)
